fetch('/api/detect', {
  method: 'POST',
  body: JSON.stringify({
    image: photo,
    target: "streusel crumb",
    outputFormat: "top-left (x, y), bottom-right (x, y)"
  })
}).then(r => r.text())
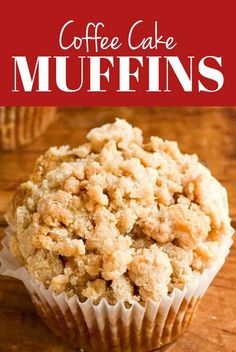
top-left (6, 119), bottom-right (233, 304)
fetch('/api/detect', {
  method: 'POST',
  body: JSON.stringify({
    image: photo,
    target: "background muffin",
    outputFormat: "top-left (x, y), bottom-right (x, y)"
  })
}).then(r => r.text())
top-left (0, 107), bottom-right (57, 150)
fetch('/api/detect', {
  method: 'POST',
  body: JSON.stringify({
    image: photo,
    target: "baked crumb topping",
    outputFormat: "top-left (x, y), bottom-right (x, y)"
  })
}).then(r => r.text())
top-left (6, 119), bottom-right (233, 304)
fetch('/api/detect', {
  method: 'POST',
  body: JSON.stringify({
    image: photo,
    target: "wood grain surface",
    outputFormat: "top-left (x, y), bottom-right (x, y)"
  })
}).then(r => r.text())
top-left (0, 107), bottom-right (235, 352)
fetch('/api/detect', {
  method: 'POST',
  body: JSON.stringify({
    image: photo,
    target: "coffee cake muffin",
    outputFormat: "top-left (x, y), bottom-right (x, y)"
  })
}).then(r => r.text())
top-left (0, 119), bottom-right (233, 351)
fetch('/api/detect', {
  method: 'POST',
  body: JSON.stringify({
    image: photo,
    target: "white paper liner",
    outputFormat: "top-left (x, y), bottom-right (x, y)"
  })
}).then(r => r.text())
top-left (0, 228), bottom-right (233, 352)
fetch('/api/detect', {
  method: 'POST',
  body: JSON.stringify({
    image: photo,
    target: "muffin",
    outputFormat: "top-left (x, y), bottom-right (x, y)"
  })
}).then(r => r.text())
top-left (0, 119), bottom-right (233, 351)
top-left (0, 106), bottom-right (56, 150)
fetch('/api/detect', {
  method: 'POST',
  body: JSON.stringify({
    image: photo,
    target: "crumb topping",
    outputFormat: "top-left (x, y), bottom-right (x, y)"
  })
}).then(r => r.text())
top-left (6, 119), bottom-right (233, 304)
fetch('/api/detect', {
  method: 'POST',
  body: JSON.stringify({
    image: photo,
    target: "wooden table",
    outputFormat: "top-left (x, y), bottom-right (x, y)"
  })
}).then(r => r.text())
top-left (0, 107), bottom-right (235, 352)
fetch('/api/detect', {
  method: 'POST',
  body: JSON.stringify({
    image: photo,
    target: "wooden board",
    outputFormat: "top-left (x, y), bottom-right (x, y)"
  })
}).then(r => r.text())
top-left (0, 107), bottom-right (235, 352)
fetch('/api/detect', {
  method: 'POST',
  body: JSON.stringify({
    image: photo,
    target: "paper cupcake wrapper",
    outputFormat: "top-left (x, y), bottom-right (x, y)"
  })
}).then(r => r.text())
top-left (0, 107), bottom-right (57, 150)
top-left (0, 228), bottom-right (233, 352)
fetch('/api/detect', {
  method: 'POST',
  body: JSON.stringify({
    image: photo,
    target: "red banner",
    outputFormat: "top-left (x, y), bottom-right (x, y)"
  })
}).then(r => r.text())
top-left (0, 0), bottom-right (235, 105)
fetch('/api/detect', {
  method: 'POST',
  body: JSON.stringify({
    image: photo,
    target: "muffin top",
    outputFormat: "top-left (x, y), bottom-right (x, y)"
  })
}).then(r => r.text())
top-left (6, 119), bottom-right (233, 304)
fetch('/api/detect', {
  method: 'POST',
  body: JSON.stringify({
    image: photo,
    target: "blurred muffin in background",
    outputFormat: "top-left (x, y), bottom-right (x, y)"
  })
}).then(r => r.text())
top-left (0, 107), bottom-right (57, 151)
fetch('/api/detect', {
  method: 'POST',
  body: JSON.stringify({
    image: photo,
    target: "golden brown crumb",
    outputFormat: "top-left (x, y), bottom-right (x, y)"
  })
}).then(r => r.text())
top-left (82, 279), bottom-right (107, 302)
top-left (6, 119), bottom-right (233, 304)
top-left (128, 244), bottom-right (172, 301)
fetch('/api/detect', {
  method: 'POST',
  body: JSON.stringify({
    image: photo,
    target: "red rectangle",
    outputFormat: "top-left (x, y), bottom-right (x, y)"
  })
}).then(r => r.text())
top-left (0, 0), bottom-right (235, 105)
